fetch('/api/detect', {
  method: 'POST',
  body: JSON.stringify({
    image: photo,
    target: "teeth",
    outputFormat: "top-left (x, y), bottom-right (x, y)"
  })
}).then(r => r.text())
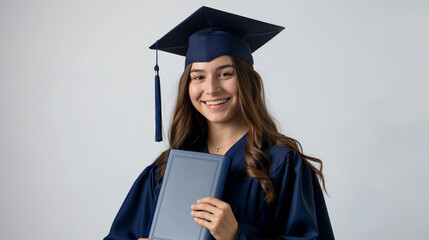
top-left (206, 99), bottom-right (228, 106)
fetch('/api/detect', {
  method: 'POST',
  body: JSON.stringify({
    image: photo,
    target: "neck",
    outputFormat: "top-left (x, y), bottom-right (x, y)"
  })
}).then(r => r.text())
top-left (206, 118), bottom-right (247, 154)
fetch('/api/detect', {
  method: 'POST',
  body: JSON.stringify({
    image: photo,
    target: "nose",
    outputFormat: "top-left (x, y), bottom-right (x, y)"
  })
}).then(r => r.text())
top-left (205, 74), bottom-right (221, 95)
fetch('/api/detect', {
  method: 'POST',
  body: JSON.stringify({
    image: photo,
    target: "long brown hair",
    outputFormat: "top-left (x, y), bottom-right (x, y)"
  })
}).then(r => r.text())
top-left (154, 56), bottom-right (326, 203)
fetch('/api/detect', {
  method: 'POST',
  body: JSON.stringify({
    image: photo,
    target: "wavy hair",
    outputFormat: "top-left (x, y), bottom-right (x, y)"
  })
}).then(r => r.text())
top-left (154, 56), bottom-right (326, 203)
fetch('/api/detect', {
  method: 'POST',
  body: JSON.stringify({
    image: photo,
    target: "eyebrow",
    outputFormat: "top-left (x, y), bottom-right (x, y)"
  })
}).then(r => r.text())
top-left (190, 64), bottom-right (234, 73)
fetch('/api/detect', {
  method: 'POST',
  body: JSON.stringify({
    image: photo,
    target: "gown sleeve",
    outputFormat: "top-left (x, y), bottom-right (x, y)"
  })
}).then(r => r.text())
top-left (104, 163), bottom-right (160, 240)
top-left (235, 150), bottom-right (334, 240)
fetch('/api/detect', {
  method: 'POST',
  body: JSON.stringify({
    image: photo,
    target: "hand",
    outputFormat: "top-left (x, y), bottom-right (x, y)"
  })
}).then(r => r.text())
top-left (137, 238), bottom-right (151, 240)
top-left (191, 196), bottom-right (238, 240)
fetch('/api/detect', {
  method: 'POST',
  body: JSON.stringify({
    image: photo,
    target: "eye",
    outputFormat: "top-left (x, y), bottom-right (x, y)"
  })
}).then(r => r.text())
top-left (219, 71), bottom-right (233, 79)
top-left (190, 75), bottom-right (204, 80)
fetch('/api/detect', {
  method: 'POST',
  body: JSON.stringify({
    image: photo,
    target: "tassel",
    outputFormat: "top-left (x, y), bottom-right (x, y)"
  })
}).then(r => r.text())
top-left (154, 41), bottom-right (163, 142)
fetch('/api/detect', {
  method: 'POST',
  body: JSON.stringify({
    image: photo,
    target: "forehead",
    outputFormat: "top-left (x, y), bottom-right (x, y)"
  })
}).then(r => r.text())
top-left (190, 55), bottom-right (233, 71)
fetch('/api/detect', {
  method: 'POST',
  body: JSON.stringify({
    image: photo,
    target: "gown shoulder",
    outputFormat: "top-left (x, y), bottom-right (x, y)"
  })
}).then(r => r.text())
top-left (104, 163), bottom-right (160, 240)
top-left (256, 145), bottom-right (335, 239)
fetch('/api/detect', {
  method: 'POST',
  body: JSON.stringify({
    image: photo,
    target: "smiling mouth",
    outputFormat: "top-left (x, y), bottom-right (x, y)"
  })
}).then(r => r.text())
top-left (204, 98), bottom-right (230, 106)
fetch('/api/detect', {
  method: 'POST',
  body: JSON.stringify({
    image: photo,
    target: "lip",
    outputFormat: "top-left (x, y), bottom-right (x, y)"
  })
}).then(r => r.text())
top-left (202, 98), bottom-right (230, 109)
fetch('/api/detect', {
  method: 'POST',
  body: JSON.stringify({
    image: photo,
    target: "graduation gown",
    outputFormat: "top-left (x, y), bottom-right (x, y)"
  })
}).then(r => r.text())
top-left (104, 135), bottom-right (334, 239)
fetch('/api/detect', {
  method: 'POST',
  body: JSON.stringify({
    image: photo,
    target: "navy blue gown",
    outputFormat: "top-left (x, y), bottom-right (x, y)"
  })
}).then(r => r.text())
top-left (104, 135), bottom-right (334, 239)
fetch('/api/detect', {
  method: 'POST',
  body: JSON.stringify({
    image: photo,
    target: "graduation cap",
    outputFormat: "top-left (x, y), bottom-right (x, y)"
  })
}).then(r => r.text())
top-left (150, 6), bottom-right (285, 141)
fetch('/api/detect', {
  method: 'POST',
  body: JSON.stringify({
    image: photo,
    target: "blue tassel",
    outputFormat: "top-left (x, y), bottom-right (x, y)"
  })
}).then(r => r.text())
top-left (154, 42), bottom-right (162, 142)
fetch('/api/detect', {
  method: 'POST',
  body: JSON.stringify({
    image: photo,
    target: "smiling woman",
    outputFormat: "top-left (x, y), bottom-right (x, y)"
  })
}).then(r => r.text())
top-left (104, 6), bottom-right (334, 240)
top-left (189, 56), bottom-right (241, 127)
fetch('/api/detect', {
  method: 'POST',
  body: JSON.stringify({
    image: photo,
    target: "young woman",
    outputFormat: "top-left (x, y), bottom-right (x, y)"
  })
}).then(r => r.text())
top-left (105, 6), bottom-right (334, 240)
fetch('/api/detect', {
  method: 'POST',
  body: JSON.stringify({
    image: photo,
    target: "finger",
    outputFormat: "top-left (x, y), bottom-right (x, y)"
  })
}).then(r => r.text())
top-left (191, 210), bottom-right (215, 221)
top-left (198, 196), bottom-right (219, 204)
top-left (198, 196), bottom-right (228, 209)
top-left (198, 198), bottom-right (232, 213)
top-left (191, 203), bottom-right (221, 215)
top-left (194, 216), bottom-right (212, 230)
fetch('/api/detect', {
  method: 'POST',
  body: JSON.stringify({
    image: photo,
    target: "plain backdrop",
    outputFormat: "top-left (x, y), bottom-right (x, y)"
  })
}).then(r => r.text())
top-left (1, 0), bottom-right (428, 239)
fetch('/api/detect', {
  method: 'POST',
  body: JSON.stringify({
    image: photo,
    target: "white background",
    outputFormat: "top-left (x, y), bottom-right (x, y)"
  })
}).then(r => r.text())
top-left (1, 0), bottom-right (428, 239)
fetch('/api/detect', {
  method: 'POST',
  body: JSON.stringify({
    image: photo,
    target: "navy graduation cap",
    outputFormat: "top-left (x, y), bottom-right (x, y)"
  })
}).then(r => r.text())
top-left (150, 6), bottom-right (285, 141)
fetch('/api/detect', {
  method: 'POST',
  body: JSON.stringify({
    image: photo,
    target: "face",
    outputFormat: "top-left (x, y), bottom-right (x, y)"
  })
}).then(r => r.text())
top-left (188, 55), bottom-right (240, 125)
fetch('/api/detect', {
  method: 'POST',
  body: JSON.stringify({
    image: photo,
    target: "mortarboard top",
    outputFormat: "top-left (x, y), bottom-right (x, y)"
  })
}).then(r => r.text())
top-left (150, 6), bottom-right (285, 142)
top-left (149, 6), bottom-right (285, 67)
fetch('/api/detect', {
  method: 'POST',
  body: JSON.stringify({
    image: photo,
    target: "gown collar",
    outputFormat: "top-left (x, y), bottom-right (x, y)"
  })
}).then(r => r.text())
top-left (224, 132), bottom-right (248, 157)
top-left (201, 132), bottom-right (248, 156)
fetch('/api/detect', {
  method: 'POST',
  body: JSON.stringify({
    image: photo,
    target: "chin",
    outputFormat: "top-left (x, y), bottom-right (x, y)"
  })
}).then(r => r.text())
top-left (205, 114), bottom-right (236, 124)
top-left (206, 118), bottom-right (228, 124)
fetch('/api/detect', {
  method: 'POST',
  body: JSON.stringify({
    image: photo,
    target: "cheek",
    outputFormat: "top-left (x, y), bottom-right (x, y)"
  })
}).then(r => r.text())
top-left (227, 80), bottom-right (239, 98)
top-left (188, 83), bottom-right (201, 103)
top-left (229, 80), bottom-right (241, 111)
